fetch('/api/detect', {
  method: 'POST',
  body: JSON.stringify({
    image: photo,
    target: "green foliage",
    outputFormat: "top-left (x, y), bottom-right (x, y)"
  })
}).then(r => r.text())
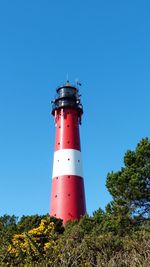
top-left (3, 216), bottom-right (64, 266)
top-left (17, 214), bottom-right (46, 233)
top-left (106, 138), bottom-right (150, 220)
top-left (17, 214), bottom-right (64, 235)
top-left (0, 213), bottom-right (149, 266)
top-left (0, 215), bottom-right (18, 263)
top-left (92, 208), bottom-right (105, 224)
top-left (0, 214), bottom-right (18, 236)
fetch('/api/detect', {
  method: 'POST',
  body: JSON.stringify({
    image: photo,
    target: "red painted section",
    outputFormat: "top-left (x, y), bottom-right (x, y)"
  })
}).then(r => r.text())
top-left (54, 108), bottom-right (81, 151)
top-left (50, 175), bottom-right (86, 224)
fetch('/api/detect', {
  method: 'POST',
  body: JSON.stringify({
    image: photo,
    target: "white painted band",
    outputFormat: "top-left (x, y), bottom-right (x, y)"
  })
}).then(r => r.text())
top-left (52, 149), bottom-right (83, 178)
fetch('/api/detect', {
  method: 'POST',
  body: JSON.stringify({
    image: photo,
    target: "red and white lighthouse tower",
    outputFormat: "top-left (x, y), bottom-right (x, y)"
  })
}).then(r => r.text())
top-left (50, 81), bottom-right (86, 224)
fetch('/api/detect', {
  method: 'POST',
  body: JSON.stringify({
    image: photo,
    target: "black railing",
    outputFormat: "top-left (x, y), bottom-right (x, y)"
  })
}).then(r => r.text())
top-left (52, 83), bottom-right (83, 115)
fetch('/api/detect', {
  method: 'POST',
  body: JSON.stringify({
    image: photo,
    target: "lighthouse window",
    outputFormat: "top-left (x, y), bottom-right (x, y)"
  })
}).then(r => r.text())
top-left (78, 160), bottom-right (80, 163)
top-left (59, 126), bottom-right (61, 128)
top-left (68, 158), bottom-right (70, 161)
top-left (68, 194), bottom-right (70, 197)
top-left (56, 177), bottom-right (58, 179)
top-left (55, 195), bottom-right (57, 198)
top-left (68, 176), bottom-right (70, 178)
top-left (67, 125), bottom-right (69, 127)
top-left (58, 142), bottom-right (60, 145)
top-left (67, 141), bottom-right (70, 144)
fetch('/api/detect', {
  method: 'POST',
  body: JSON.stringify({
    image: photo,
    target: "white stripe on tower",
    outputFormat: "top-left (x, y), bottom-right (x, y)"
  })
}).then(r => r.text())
top-left (52, 149), bottom-right (83, 178)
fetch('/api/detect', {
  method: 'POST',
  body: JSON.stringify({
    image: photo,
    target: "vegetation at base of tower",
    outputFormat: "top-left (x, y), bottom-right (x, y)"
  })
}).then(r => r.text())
top-left (0, 138), bottom-right (149, 266)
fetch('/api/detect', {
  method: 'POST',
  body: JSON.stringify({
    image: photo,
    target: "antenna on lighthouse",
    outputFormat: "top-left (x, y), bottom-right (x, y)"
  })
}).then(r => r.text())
top-left (66, 73), bottom-right (69, 83)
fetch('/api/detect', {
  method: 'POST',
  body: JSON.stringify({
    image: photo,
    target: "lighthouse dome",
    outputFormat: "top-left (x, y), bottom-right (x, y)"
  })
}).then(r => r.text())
top-left (52, 82), bottom-right (83, 115)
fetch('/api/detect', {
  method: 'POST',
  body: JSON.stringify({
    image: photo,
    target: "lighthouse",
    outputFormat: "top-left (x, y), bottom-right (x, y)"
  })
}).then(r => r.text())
top-left (50, 81), bottom-right (86, 224)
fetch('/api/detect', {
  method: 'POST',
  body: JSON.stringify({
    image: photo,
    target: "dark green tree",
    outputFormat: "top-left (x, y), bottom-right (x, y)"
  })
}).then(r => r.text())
top-left (92, 208), bottom-right (105, 224)
top-left (106, 138), bottom-right (150, 224)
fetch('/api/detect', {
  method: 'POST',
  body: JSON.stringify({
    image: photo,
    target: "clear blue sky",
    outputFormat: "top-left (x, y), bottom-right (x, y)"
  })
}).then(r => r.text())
top-left (0, 0), bottom-right (150, 217)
